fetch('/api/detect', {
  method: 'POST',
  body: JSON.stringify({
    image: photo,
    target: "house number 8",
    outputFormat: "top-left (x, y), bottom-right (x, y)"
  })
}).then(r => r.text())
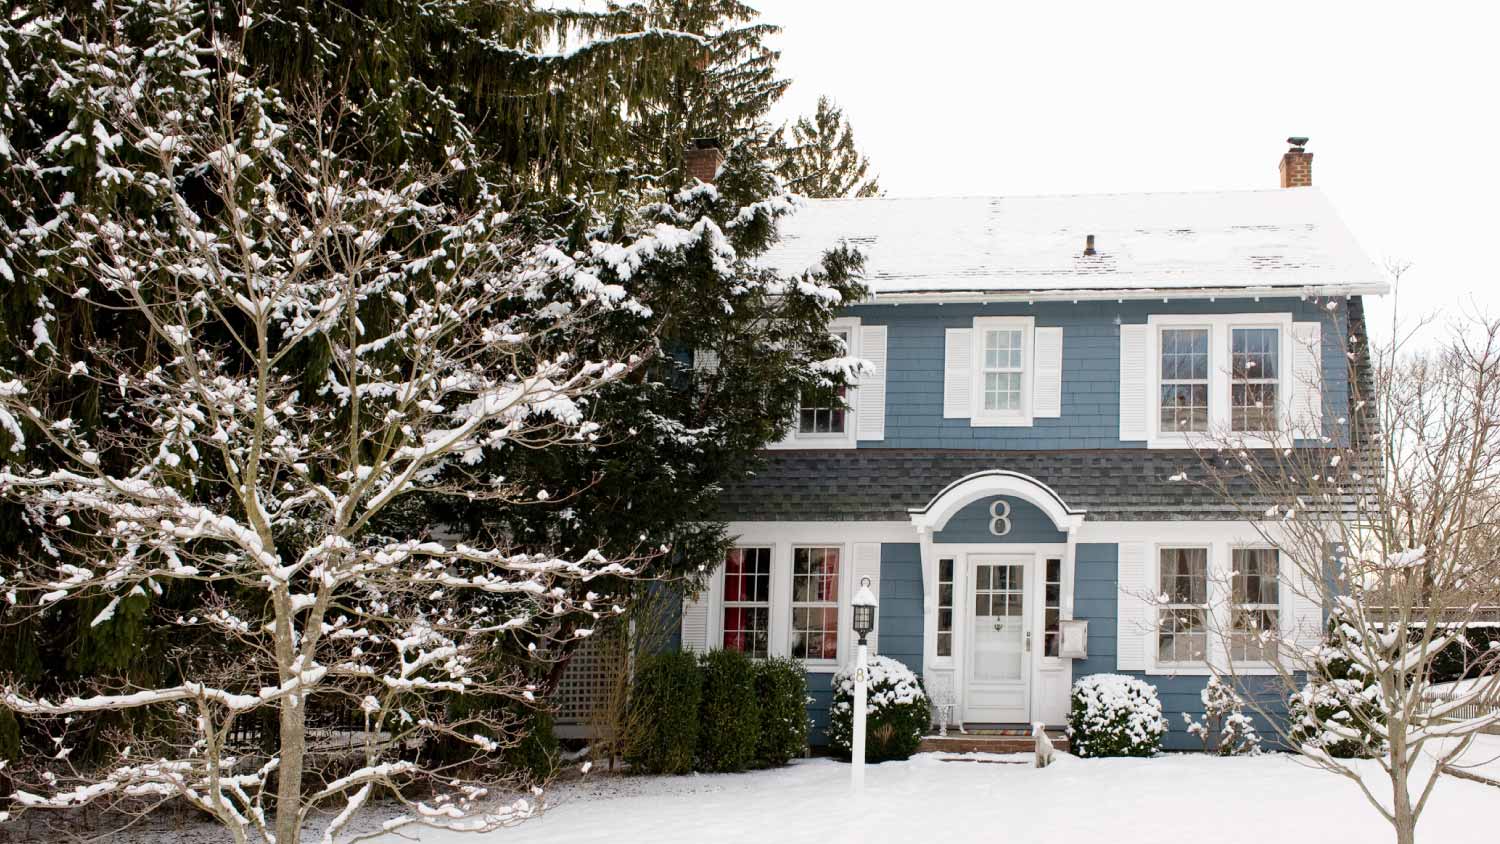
top-left (988, 500), bottom-right (1012, 536)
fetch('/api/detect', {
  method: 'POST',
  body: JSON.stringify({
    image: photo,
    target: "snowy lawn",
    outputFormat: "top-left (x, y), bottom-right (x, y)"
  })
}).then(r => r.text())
top-left (365, 751), bottom-right (1497, 844)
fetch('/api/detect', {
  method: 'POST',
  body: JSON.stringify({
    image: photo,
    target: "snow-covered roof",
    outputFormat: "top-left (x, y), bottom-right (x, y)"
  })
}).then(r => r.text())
top-left (760, 188), bottom-right (1389, 300)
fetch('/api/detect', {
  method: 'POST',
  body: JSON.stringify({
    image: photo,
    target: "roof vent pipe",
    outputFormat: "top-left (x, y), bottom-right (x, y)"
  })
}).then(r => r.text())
top-left (1084, 234), bottom-right (1096, 256)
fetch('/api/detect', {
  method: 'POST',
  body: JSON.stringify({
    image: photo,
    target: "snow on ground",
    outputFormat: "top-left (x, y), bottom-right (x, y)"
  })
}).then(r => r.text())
top-left (1427, 732), bottom-right (1500, 784)
top-left (364, 751), bottom-right (1496, 844)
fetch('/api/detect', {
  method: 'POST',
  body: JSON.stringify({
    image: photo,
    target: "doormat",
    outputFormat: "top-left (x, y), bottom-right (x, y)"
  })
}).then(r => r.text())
top-left (960, 728), bottom-right (1031, 736)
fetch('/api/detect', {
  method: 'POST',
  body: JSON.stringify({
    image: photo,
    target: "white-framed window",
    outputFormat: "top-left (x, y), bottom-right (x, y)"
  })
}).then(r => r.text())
top-left (971, 316), bottom-right (1034, 426)
top-left (791, 546), bottom-right (841, 661)
top-left (1230, 547), bottom-right (1280, 663)
top-left (1042, 556), bottom-right (1063, 658)
top-left (1157, 546), bottom-right (1210, 664)
top-left (936, 557), bottom-right (955, 658)
top-left (1231, 328), bottom-right (1280, 433)
top-left (1145, 313), bottom-right (1293, 447)
top-left (721, 547), bottom-right (772, 658)
top-left (1159, 327), bottom-right (1210, 433)
top-left (797, 325), bottom-right (852, 436)
top-left (769, 317), bottom-right (861, 450)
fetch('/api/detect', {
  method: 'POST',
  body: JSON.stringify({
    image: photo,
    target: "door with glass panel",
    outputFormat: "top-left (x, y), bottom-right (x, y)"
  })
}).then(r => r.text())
top-left (965, 555), bottom-right (1032, 723)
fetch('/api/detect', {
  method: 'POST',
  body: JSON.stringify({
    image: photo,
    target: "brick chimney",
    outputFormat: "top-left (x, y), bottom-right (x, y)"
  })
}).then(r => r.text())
top-left (684, 137), bottom-right (724, 184)
top-left (1279, 136), bottom-right (1313, 188)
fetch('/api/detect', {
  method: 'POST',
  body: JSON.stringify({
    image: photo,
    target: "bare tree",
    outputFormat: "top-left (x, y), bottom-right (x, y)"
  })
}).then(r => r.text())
top-left (1185, 295), bottom-right (1500, 844)
top-left (0, 23), bottom-right (681, 844)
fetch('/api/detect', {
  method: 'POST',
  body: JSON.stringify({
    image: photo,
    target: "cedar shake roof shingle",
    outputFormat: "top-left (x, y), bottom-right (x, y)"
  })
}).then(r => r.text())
top-left (717, 449), bottom-right (1283, 523)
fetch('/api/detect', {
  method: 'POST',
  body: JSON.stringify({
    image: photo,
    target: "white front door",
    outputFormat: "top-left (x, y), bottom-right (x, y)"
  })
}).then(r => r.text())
top-left (965, 555), bottom-right (1032, 723)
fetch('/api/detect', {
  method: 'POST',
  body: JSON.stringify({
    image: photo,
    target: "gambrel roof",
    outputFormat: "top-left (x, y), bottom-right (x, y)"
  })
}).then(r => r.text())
top-left (760, 188), bottom-right (1389, 300)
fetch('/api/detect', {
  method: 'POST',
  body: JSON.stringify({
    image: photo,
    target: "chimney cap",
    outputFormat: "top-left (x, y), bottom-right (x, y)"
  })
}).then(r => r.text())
top-left (1286, 136), bottom-right (1309, 149)
top-left (691, 137), bottom-right (722, 150)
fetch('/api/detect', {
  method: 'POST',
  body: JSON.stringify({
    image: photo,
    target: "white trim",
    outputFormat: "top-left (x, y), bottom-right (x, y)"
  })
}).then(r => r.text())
top-left (767, 316), bottom-right (862, 451)
top-left (855, 286), bottom-right (1385, 306)
top-left (970, 316), bottom-right (1035, 427)
top-left (909, 470), bottom-right (1086, 536)
top-left (1145, 312), bottom-right (1295, 450)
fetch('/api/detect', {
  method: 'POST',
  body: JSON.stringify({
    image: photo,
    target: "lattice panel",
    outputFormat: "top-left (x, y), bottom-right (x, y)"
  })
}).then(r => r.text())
top-left (553, 625), bottom-right (624, 726)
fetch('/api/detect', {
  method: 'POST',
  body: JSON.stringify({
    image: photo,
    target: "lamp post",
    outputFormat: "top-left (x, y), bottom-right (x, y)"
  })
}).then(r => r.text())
top-left (850, 577), bottom-right (878, 791)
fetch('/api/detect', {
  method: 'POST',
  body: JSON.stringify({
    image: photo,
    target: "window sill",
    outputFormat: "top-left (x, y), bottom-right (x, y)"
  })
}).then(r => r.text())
top-left (801, 659), bottom-right (839, 674)
top-left (765, 435), bottom-right (856, 451)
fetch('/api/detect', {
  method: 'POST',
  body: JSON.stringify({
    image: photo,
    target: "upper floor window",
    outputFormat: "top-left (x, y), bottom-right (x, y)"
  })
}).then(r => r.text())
top-left (798, 328), bottom-right (851, 435)
top-left (1231, 328), bottom-right (1280, 432)
top-left (982, 328), bottom-right (1025, 412)
top-left (1160, 327), bottom-right (1209, 433)
top-left (970, 316), bottom-right (1034, 426)
top-left (1143, 314), bottom-right (1295, 447)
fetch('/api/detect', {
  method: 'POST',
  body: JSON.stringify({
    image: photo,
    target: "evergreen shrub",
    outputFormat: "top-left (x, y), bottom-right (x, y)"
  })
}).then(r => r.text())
top-left (827, 656), bottom-right (928, 762)
top-left (1067, 674), bottom-right (1167, 758)
top-left (754, 656), bottom-right (809, 767)
top-left (1289, 607), bottom-right (1386, 759)
top-left (696, 649), bottom-right (761, 772)
top-left (625, 651), bottom-right (702, 775)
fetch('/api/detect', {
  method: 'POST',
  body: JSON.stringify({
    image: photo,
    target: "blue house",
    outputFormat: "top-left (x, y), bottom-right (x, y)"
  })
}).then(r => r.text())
top-left (678, 141), bottom-right (1388, 749)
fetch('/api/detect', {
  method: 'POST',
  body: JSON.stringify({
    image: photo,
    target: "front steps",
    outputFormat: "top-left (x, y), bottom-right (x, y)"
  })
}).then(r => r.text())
top-left (917, 727), bottom-right (1069, 756)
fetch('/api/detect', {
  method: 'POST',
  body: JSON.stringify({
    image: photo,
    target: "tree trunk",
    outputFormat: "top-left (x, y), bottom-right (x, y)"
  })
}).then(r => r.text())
top-left (276, 690), bottom-right (307, 844)
top-left (1390, 746), bottom-right (1417, 844)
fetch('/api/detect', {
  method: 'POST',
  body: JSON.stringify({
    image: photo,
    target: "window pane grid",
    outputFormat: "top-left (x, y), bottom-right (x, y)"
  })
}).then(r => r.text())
top-left (1231, 548), bottom-right (1280, 662)
top-left (937, 558), bottom-right (955, 657)
top-left (722, 547), bottom-right (771, 658)
top-left (1231, 328), bottom-right (1280, 432)
top-left (1043, 557), bottom-right (1063, 657)
top-left (1158, 547), bottom-right (1209, 664)
top-left (1160, 328), bottom-right (1209, 432)
top-left (982, 328), bottom-right (1024, 412)
top-left (797, 330), bottom-right (850, 434)
top-left (792, 546), bottom-right (840, 660)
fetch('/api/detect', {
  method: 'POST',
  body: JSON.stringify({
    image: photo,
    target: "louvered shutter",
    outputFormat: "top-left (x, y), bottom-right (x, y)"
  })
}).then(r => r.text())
top-left (853, 542), bottom-right (882, 654)
top-left (1116, 542), bottom-right (1150, 671)
top-left (1281, 552), bottom-right (1326, 666)
top-left (1119, 324), bottom-right (1150, 441)
top-left (1291, 322), bottom-right (1323, 438)
top-left (856, 325), bottom-right (887, 440)
top-left (1033, 326), bottom-right (1063, 418)
top-left (681, 590), bottom-right (710, 653)
top-left (944, 328), bottom-right (973, 418)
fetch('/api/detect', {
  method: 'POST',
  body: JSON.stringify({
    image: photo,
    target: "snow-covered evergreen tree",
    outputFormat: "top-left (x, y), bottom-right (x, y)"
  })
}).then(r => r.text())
top-left (776, 95), bottom-right (882, 198)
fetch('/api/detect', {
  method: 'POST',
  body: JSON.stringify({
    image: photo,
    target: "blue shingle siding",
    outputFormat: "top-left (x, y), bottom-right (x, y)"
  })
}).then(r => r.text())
top-left (848, 297), bottom-right (1349, 451)
top-left (806, 671), bottom-right (834, 746)
top-left (933, 495), bottom-right (1067, 544)
top-left (1072, 541), bottom-right (1288, 750)
top-left (878, 543), bottom-right (925, 677)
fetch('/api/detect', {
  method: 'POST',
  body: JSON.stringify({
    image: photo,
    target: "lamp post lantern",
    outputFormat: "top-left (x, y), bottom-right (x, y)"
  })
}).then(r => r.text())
top-left (850, 577), bottom-right (878, 791)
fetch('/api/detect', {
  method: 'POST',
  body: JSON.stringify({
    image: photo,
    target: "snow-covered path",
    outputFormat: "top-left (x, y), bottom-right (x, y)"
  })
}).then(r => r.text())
top-left (372, 752), bottom-right (1497, 844)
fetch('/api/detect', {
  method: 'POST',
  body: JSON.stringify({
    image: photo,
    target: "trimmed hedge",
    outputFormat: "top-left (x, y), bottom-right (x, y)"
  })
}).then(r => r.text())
top-left (1067, 674), bottom-right (1167, 758)
top-left (828, 656), bottom-right (929, 763)
top-left (697, 649), bottom-right (761, 772)
top-left (625, 651), bottom-right (702, 775)
top-left (754, 656), bottom-right (809, 766)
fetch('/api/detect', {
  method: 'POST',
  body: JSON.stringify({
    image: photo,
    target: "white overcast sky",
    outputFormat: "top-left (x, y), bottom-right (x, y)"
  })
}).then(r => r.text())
top-left (749, 0), bottom-right (1500, 343)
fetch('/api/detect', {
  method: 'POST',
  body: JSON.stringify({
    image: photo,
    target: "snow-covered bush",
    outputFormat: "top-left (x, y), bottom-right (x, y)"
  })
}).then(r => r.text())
top-left (1067, 674), bottom-right (1167, 758)
top-left (828, 656), bottom-right (929, 762)
top-left (1183, 677), bottom-right (1261, 756)
top-left (626, 652), bottom-right (703, 775)
top-left (1290, 608), bottom-right (1386, 759)
top-left (697, 649), bottom-right (762, 772)
top-left (754, 656), bottom-right (810, 767)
